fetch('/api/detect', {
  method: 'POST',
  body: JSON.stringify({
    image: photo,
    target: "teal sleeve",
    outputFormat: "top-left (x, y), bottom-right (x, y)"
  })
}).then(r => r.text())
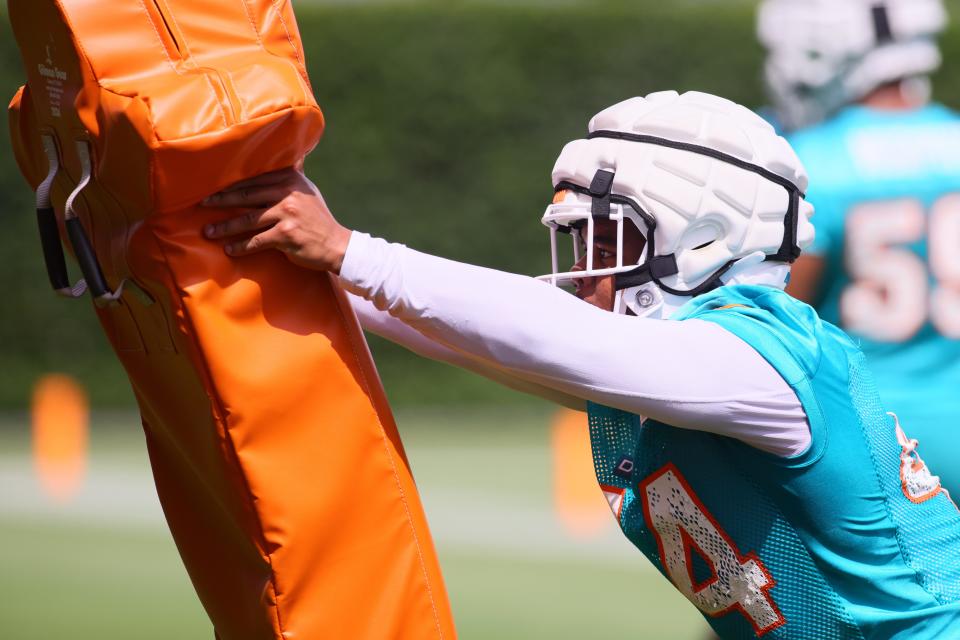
top-left (676, 286), bottom-right (831, 465)
top-left (676, 287), bottom-right (824, 380)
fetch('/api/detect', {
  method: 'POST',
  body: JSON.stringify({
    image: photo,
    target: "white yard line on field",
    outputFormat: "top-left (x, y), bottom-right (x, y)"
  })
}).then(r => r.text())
top-left (0, 455), bottom-right (648, 568)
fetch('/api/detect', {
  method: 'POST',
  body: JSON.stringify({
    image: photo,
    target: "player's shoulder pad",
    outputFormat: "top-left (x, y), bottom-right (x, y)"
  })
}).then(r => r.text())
top-left (675, 285), bottom-right (824, 384)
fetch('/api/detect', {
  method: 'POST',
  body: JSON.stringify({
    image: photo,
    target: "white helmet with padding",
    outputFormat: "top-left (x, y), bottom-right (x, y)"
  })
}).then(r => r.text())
top-left (540, 91), bottom-right (814, 318)
top-left (758, 0), bottom-right (948, 131)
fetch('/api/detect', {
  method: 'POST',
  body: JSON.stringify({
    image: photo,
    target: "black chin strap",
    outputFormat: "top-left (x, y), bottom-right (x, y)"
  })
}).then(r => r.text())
top-left (556, 168), bottom-right (731, 297)
top-left (558, 169), bottom-right (686, 294)
top-left (613, 254), bottom-right (679, 291)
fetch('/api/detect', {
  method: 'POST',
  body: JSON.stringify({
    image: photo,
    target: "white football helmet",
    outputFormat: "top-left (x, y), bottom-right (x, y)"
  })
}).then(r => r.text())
top-left (758, 0), bottom-right (948, 131)
top-left (539, 91), bottom-right (815, 319)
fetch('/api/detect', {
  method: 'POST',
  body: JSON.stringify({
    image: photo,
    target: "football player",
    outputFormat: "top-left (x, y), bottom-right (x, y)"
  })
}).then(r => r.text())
top-left (204, 91), bottom-right (960, 638)
top-left (758, 0), bottom-right (960, 499)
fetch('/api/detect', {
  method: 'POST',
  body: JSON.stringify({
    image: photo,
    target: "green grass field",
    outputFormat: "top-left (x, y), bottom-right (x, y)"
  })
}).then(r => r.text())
top-left (0, 407), bottom-right (706, 639)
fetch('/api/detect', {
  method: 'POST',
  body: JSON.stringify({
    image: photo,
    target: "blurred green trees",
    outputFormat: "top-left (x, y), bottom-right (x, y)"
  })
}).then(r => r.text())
top-left (3, 1), bottom-right (960, 408)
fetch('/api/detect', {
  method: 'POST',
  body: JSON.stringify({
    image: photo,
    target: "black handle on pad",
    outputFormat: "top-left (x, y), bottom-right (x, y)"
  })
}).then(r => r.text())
top-left (65, 217), bottom-right (109, 298)
top-left (36, 206), bottom-right (71, 291)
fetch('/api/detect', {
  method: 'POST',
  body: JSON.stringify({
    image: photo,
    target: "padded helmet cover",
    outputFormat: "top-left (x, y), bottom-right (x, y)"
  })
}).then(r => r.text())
top-left (542, 91), bottom-right (814, 317)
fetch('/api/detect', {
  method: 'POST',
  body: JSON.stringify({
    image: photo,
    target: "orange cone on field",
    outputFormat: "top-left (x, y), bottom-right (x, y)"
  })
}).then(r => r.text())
top-left (552, 408), bottom-right (611, 538)
top-left (31, 373), bottom-right (88, 503)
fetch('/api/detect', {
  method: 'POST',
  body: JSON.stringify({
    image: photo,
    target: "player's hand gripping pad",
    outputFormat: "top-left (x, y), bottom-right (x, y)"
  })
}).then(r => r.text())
top-left (7, 2), bottom-right (455, 638)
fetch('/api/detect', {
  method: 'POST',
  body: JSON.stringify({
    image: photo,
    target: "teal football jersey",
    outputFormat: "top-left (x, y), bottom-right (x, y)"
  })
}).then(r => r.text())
top-left (588, 285), bottom-right (960, 639)
top-left (788, 104), bottom-right (960, 497)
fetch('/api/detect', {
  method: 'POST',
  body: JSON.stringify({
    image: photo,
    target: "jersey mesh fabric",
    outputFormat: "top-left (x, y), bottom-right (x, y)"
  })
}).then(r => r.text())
top-left (588, 285), bottom-right (960, 639)
top-left (589, 404), bottom-right (861, 640)
top-left (847, 354), bottom-right (960, 603)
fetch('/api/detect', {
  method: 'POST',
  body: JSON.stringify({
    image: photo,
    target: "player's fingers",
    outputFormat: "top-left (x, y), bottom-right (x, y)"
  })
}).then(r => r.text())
top-left (203, 167), bottom-right (301, 206)
top-left (221, 167), bottom-right (297, 192)
top-left (204, 208), bottom-right (278, 239)
top-left (224, 227), bottom-right (285, 257)
top-left (203, 183), bottom-right (292, 209)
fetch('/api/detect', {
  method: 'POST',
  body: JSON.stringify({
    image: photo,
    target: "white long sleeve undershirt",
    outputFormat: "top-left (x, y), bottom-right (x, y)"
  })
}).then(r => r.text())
top-left (339, 232), bottom-right (810, 458)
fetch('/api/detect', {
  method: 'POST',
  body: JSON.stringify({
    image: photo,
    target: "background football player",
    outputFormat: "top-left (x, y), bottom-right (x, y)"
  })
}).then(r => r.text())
top-left (758, 0), bottom-right (959, 498)
top-left (204, 90), bottom-right (960, 639)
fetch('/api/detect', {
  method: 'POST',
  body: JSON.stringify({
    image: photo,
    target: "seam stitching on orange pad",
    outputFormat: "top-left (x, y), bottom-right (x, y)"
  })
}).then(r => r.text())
top-left (330, 276), bottom-right (446, 639)
top-left (224, 68), bottom-right (246, 122)
top-left (201, 74), bottom-right (229, 129)
top-left (271, 0), bottom-right (304, 68)
top-left (149, 234), bottom-right (285, 637)
top-left (135, 0), bottom-right (180, 73)
top-left (239, 0), bottom-right (264, 48)
top-left (161, 1), bottom-right (196, 62)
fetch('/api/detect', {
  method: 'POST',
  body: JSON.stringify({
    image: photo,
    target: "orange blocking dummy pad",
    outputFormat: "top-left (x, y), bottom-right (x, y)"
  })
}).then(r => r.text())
top-left (7, 1), bottom-right (455, 638)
